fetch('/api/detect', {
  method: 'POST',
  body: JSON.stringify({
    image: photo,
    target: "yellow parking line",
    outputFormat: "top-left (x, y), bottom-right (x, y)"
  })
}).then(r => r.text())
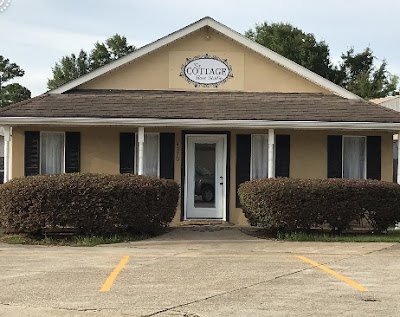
top-left (100, 256), bottom-right (129, 292)
top-left (296, 255), bottom-right (368, 292)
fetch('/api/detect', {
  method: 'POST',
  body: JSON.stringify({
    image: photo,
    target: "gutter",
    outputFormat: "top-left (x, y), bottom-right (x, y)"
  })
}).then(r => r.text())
top-left (0, 117), bottom-right (399, 131)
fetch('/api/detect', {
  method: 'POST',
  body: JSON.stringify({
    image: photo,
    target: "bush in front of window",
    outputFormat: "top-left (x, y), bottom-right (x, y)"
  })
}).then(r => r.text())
top-left (0, 173), bottom-right (179, 235)
top-left (238, 178), bottom-right (400, 233)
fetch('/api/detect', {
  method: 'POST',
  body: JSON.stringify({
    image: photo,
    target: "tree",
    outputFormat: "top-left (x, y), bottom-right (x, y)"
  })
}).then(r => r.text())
top-left (245, 22), bottom-right (399, 98)
top-left (1, 83), bottom-right (31, 105)
top-left (338, 48), bottom-right (399, 99)
top-left (0, 56), bottom-right (31, 107)
top-left (245, 22), bottom-right (339, 82)
top-left (48, 34), bottom-right (136, 90)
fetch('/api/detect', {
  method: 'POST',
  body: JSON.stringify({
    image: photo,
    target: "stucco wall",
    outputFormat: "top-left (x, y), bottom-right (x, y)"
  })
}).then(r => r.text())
top-left (78, 28), bottom-right (329, 94)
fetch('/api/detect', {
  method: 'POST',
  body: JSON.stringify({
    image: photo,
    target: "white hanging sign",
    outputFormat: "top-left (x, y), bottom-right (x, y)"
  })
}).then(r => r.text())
top-left (180, 54), bottom-right (233, 88)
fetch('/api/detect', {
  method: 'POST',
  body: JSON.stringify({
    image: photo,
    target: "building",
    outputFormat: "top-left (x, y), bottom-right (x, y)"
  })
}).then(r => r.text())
top-left (371, 95), bottom-right (400, 182)
top-left (1, 17), bottom-right (400, 225)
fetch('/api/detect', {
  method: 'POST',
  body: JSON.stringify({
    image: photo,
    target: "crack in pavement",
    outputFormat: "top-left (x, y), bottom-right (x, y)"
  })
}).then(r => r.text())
top-left (139, 266), bottom-right (317, 317)
top-left (318, 243), bottom-right (400, 268)
top-left (361, 243), bottom-right (399, 255)
top-left (141, 244), bottom-right (397, 317)
top-left (0, 302), bottom-right (116, 313)
top-left (170, 309), bottom-right (201, 317)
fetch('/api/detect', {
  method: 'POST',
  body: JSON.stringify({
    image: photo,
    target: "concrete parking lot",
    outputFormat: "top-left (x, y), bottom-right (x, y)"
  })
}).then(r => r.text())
top-left (1, 227), bottom-right (400, 317)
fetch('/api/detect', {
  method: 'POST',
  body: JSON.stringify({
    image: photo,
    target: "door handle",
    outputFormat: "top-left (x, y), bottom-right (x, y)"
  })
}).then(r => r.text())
top-left (220, 176), bottom-right (223, 185)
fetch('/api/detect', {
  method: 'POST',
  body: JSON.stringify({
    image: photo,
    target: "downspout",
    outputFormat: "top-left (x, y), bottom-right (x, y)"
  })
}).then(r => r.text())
top-left (268, 128), bottom-right (275, 178)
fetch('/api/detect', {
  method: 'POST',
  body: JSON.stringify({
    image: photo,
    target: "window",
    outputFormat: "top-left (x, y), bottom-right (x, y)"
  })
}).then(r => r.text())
top-left (135, 133), bottom-right (160, 176)
top-left (251, 134), bottom-right (269, 179)
top-left (40, 132), bottom-right (65, 175)
top-left (343, 136), bottom-right (366, 179)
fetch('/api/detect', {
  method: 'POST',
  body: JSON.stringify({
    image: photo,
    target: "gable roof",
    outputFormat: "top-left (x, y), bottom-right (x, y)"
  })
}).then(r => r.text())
top-left (50, 17), bottom-right (360, 100)
top-left (2, 90), bottom-right (400, 130)
top-left (371, 95), bottom-right (400, 104)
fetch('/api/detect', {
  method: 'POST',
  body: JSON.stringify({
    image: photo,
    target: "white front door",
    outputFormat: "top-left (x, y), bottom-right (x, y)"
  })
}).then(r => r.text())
top-left (185, 135), bottom-right (227, 220)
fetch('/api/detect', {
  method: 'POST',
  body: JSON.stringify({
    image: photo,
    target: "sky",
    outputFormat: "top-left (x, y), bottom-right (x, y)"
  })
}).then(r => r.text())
top-left (1, 0), bottom-right (399, 97)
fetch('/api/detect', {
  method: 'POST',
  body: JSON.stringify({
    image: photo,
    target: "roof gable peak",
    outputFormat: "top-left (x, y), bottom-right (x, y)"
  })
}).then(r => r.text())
top-left (50, 16), bottom-right (360, 100)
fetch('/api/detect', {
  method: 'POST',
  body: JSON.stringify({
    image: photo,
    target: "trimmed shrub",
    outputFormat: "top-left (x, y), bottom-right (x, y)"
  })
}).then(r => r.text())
top-left (0, 173), bottom-right (179, 234)
top-left (238, 178), bottom-right (400, 233)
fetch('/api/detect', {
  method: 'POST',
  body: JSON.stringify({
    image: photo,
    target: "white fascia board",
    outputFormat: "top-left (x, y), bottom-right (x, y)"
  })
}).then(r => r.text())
top-left (50, 17), bottom-right (360, 100)
top-left (1, 117), bottom-right (399, 131)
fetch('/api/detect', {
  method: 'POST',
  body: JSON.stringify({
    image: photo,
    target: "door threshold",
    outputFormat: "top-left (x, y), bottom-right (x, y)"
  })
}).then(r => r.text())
top-left (178, 220), bottom-right (231, 227)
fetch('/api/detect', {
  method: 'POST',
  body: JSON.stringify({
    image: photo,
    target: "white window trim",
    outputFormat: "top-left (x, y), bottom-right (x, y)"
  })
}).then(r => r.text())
top-left (134, 132), bottom-right (160, 177)
top-left (341, 135), bottom-right (367, 179)
top-left (39, 131), bottom-right (66, 175)
top-left (250, 134), bottom-right (269, 180)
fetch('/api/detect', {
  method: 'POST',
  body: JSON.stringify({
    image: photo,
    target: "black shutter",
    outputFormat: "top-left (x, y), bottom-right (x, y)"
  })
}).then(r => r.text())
top-left (160, 133), bottom-right (175, 179)
top-left (120, 133), bottom-right (135, 174)
top-left (236, 134), bottom-right (251, 207)
top-left (65, 132), bottom-right (80, 173)
top-left (367, 136), bottom-right (381, 180)
top-left (25, 131), bottom-right (40, 176)
top-left (275, 135), bottom-right (290, 177)
top-left (327, 135), bottom-right (343, 178)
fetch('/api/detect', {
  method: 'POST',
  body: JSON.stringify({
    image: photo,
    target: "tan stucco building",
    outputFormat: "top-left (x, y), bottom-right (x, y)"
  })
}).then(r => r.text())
top-left (1, 17), bottom-right (400, 225)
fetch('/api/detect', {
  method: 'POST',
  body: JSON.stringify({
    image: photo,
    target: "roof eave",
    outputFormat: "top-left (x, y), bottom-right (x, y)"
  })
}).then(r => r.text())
top-left (0, 117), bottom-right (399, 131)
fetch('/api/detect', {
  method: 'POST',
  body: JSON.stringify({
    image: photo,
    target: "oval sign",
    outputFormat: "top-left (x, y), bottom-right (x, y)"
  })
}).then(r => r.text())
top-left (180, 54), bottom-right (233, 88)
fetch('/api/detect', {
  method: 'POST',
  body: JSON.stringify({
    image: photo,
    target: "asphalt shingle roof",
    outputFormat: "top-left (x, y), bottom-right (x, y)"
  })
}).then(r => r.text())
top-left (1, 90), bottom-right (400, 123)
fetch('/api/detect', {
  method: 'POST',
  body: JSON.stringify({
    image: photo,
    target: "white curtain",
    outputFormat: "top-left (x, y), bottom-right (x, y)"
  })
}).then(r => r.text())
top-left (251, 134), bottom-right (269, 179)
top-left (143, 134), bottom-right (159, 176)
top-left (41, 133), bottom-right (64, 174)
top-left (343, 137), bottom-right (366, 179)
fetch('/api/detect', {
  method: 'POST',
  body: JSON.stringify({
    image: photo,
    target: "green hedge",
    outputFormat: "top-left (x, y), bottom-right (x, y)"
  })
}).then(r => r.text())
top-left (0, 173), bottom-right (179, 234)
top-left (238, 178), bottom-right (400, 233)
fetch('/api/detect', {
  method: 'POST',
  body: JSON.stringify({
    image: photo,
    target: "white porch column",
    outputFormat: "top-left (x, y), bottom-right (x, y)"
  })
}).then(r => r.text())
top-left (397, 134), bottom-right (400, 185)
top-left (396, 134), bottom-right (400, 229)
top-left (138, 127), bottom-right (145, 175)
top-left (268, 128), bottom-right (275, 178)
top-left (3, 127), bottom-right (11, 182)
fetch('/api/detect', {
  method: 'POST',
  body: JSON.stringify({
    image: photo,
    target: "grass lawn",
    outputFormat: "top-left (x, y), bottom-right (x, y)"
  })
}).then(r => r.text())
top-left (241, 228), bottom-right (400, 242)
top-left (275, 230), bottom-right (400, 242)
top-left (0, 232), bottom-right (153, 246)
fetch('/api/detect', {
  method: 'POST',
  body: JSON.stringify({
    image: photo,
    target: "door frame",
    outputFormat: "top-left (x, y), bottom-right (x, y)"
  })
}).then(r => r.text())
top-left (181, 131), bottom-right (230, 221)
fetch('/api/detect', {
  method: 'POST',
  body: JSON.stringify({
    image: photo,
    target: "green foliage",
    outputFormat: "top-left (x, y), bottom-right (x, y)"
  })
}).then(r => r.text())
top-left (245, 22), bottom-right (399, 98)
top-left (47, 34), bottom-right (136, 90)
top-left (0, 232), bottom-right (150, 246)
top-left (0, 173), bottom-right (179, 234)
top-left (339, 48), bottom-right (399, 98)
top-left (238, 178), bottom-right (400, 233)
top-left (0, 56), bottom-right (31, 106)
top-left (245, 22), bottom-right (340, 82)
top-left (0, 56), bottom-right (25, 81)
top-left (1, 83), bottom-right (31, 105)
top-left (48, 50), bottom-right (90, 91)
top-left (276, 230), bottom-right (400, 242)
